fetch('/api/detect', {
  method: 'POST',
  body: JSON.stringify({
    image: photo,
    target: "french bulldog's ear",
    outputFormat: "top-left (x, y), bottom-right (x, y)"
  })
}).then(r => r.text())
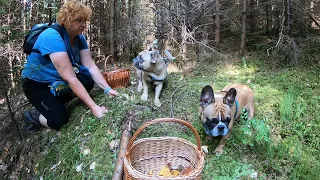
top-left (223, 88), bottom-right (237, 106)
top-left (200, 85), bottom-right (215, 108)
top-left (150, 51), bottom-right (160, 63)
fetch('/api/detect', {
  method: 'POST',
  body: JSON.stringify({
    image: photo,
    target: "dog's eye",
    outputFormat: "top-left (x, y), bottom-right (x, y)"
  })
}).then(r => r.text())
top-left (222, 117), bottom-right (231, 122)
top-left (207, 117), bottom-right (219, 124)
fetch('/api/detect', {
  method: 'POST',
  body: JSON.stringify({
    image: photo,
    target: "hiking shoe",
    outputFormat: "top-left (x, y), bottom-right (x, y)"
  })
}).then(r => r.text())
top-left (23, 123), bottom-right (40, 134)
top-left (24, 107), bottom-right (41, 126)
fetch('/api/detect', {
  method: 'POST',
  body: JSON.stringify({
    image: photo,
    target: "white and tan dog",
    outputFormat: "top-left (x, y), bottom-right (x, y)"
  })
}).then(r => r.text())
top-left (198, 83), bottom-right (255, 156)
top-left (133, 50), bottom-right (168, 107)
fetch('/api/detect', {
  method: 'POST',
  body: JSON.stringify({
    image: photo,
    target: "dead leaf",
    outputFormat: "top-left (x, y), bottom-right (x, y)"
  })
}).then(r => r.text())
top-left (50, 161), bottom-right (61, 171)
top-left (89, 162), bottom-right (96, 170)
top-left (82, 148), bottom-right (91, 156)
top-left (75, 163), bottom-right (83, 172)
top-left (109, 139), bottom-right (120, 151)
top-left (121, 93), bottom-right (129, 100)
top-left (180, 165), bottom-right (193, 176)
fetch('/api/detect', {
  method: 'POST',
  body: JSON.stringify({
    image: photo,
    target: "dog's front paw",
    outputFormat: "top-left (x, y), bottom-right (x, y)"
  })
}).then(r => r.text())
top-left (154, 99), bottom-right (161, 107)
top-left (141, 94), bottom-right (148, 101)
top-left (214, 147), bottom-right (224, 156)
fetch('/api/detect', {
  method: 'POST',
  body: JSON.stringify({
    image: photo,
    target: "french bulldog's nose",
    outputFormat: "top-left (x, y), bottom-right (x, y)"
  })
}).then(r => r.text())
top-left (217, 125), bottom-right (225, 130)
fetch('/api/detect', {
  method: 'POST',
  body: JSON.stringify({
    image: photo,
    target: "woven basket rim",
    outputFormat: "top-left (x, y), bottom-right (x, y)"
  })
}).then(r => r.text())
top-left (126, 136), bottom-right (200, 155)
top-left (102, 68), bottom-right (130, 74)
top-left (124, 137), bottom-right (205, 179)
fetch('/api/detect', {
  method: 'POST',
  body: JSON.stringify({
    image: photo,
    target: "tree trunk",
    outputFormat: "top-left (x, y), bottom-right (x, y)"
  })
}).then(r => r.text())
top-left (249, 0), bottom-right (256, 33)
top-left (308, 0), bottom-right (314, 29)
top-left (286, 0), bottom-right (291, 34)
top-left (239, 0), bottom-right (247, 57)
top-left (181, 25), bottom-right (187, 62)
top-left (155, 0), bottom-right (165, 53)
top-left (88, 0), bottom-right (93, 53)
top-left (215, 0), bottom-right (220, 44)
top-left (48, 2), bottom-right (52, 22)
top-left (265, 0), bottom-right (271, 35)
top-left (110, 0), bottom-right (115, 56)
top-left (271, 3), bottom-right (281, 35)
top-left (22, 0), bottom-right (26, 37)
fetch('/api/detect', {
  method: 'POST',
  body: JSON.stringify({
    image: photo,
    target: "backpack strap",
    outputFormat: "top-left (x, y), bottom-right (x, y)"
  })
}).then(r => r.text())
top-left (50, 24), bottom-right (64, 41)
top-left (31, 19), bottom-right (61, 54)
top-left (32, 23), bottom-right (81, 55)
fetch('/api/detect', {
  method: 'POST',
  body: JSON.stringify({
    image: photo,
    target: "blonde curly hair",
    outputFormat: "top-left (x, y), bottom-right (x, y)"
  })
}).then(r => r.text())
top-left (57, 0), bottom-right (92, 28)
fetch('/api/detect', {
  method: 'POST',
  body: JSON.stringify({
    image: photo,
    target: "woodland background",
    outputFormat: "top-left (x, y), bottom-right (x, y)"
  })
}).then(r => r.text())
top-left (1, 0), bottom-right (320, 106)
top-left (0, 0), bottom-right (319, 179)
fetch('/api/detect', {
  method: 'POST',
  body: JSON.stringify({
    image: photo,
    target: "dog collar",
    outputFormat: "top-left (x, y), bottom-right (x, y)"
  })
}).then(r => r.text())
top-left (234, 98), bottom-right (239, 119)
top-left (149, 75), bottom-right (167, 82)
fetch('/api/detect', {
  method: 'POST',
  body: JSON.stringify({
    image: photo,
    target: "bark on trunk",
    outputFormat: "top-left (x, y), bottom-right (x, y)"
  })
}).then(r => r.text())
top-left (181, 25), bottom-right (187, 62)
top-left (265, 0), bottom-right (271, 35)
top-left (239, 0), bottom-right (247, 57)
top-left (215, 0), bottom-right (220, 44)
top-left (110, 0), bottom-right (115, 56)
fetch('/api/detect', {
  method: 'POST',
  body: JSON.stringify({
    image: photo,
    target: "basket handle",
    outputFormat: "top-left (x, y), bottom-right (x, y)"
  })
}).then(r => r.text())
top-left (127, 118), bottom-right (202, 152)
top-left (104, 55), bottom-right (119, 73)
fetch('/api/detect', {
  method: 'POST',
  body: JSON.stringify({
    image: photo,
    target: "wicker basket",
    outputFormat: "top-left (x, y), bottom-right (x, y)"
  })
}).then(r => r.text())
top-left (102, 55), bottom-right (130, 89)
top-left (124, 118), bottom-right (205, 180)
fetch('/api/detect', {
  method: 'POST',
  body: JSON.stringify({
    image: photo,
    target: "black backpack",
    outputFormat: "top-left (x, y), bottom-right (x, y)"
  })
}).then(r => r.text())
top-left (23, 19), bottom-right (64, 54)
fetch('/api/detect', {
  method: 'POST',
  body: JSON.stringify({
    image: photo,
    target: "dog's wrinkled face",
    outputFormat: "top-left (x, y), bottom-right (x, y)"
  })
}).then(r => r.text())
top-left (133, 50), bottom-right (160, 70)
top-left (136, 50), bottom-right (160, 69)
top-left (200, 85), bottom-right (237, 136)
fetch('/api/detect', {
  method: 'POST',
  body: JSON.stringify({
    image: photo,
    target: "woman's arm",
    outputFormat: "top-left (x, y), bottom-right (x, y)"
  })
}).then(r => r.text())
top-left (49, 52), bottom-right (108, 118)
top-left (80, 49), bottom-right (118, 96)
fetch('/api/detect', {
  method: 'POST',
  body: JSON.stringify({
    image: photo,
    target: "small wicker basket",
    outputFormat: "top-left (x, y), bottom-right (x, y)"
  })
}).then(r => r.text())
top-left (102, 55), bottom-right (130, 89)
top-left (124, 118), bottom-right (205, 180)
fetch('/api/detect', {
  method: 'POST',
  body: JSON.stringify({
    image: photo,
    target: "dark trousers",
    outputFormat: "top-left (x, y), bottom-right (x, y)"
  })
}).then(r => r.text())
top-left (22, 78), bottom-right (94, 130)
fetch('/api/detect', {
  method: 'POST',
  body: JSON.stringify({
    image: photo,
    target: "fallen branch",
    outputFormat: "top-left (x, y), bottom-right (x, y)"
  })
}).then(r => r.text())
top-left (112, 129), bottom-right (132, 180)
top-left (112, 115), bottom-right (133, 180)
top-left (170, 84), bottom-right (185, 118)
top-left (5, 94), bottom-right (24, 140)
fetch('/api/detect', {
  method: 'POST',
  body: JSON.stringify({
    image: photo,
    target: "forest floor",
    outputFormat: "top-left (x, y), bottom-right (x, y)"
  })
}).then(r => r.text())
top-left (0, 52), bottom-right (319, 180)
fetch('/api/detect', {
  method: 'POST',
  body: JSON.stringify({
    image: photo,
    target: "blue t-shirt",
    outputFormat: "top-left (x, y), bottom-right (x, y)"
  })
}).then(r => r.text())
top-left (21, 28), bottom-right (88, 83)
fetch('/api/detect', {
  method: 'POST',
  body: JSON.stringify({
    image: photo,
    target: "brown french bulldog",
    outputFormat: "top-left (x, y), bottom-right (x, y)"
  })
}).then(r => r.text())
top-left (133, 50), bottom-right (168, 107)
top-left (198, 83), bottom-right (254, 156)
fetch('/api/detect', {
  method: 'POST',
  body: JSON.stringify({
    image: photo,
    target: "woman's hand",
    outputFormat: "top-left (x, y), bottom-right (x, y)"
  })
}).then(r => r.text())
top-left (107, 89), bottom-right (119, 96)
top-left (91, 105), bottom-right (108, 118)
